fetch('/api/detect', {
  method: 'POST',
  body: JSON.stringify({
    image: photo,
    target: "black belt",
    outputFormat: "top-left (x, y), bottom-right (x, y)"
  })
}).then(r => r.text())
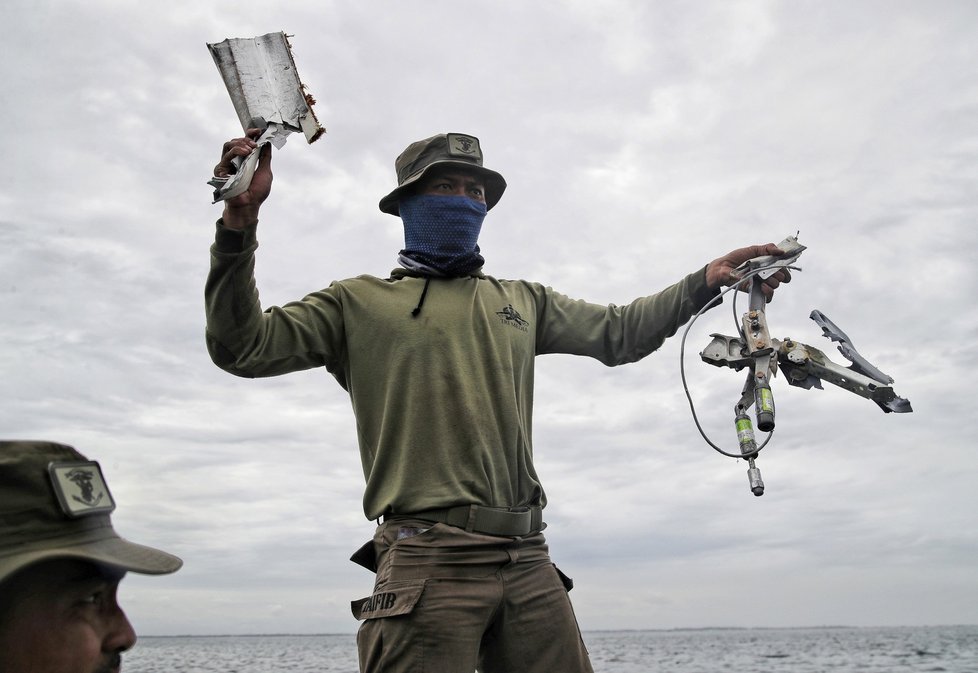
top-left (384, 504), bottom-right (544, 537)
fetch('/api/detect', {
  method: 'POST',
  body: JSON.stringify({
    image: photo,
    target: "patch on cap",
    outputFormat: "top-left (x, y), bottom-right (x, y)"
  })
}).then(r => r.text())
top-left (446, 133), bottom-right (482, 161)
top-left (47, 461), bottom-right (116, 518)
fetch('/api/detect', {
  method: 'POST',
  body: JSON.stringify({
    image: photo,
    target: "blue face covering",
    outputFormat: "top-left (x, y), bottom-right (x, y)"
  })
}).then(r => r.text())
top-left (398, 194), bottom-right (488, 276)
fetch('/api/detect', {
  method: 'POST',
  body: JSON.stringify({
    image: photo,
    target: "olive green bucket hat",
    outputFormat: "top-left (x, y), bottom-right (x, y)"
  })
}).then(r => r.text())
top-left (0, 440), bottom-right (183, 583)
top-left (379, 132), bottom-right (507, 216)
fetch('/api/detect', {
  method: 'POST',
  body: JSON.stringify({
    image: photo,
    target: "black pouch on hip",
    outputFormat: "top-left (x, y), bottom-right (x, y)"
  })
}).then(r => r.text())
top-left (350, 540), bottom-right (378, 573)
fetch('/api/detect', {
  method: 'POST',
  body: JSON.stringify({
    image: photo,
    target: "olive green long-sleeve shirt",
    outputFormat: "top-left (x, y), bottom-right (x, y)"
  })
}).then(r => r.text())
top-left (205, 223), bottom-right (718, 520)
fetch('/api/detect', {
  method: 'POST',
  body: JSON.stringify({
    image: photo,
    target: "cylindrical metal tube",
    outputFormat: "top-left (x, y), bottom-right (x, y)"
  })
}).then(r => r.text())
top-left (747, 464), bottom-right (765, 496)
top-left (754, 382), bottom-right (776, 432)
top-left (735, 412), bottom-right (758, 457)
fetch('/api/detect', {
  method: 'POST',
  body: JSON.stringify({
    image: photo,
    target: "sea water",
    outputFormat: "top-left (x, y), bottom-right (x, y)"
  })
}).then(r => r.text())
top-left (125, 625), bottom-right (978, 672)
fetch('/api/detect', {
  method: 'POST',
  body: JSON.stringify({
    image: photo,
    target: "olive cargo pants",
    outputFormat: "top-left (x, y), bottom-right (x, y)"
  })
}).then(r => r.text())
top-left (352, 519), bottom-right (593, 673)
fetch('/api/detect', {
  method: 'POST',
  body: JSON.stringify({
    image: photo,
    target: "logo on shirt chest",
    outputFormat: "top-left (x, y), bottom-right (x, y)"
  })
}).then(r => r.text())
top-left (496, 304), bottom-right (529, 332)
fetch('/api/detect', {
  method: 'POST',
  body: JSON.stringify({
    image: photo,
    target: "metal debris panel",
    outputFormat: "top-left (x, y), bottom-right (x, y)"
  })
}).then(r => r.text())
top-left (207, 31), bottom-right (324, 143)
top-left (206, 32), bottom-right (324, 202)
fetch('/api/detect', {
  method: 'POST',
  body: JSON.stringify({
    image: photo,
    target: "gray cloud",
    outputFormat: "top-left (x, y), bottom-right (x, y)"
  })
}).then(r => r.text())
top-left (2, 0), bottom-right (975, 635)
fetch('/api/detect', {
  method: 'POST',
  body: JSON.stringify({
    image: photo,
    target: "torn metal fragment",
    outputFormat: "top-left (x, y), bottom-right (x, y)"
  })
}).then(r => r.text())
top-left (206, 32), bottom-right (325, 202)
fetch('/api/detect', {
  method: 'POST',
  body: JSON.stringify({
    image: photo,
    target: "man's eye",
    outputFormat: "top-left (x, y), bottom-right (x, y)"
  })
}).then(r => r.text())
top-left (79, 590), bottom-right (104, 606)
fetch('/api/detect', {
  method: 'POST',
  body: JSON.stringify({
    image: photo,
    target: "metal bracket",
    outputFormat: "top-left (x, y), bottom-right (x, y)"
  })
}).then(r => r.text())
top-left (701, 313), bottom-right (912, 414)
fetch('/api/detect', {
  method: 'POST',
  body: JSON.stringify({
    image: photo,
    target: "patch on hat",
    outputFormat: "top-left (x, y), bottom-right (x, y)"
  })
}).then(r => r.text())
top-left (48, 461), bottom-right (116, 518)
top-left (446, 133), bottom-right (482, 161)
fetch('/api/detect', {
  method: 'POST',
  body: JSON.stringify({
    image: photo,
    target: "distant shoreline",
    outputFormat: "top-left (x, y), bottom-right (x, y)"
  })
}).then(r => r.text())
top-left (140, 624), bottom-right (978, 638)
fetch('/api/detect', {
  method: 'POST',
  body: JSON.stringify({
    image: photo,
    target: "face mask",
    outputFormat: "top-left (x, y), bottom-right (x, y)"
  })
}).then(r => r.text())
top-left (398, 194), bottom-right (487, 276)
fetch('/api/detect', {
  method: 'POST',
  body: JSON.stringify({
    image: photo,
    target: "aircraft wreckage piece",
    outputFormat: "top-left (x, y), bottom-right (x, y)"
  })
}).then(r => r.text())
top-left (686, 235), bottom-right (912, 496)
top-left (206, 31), bottom-right (324, 202)
top-left (700, 311), bottom-right (912, 414)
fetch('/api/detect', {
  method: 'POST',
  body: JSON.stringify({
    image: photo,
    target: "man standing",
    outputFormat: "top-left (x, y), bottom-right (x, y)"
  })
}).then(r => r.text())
top-left (206, 131), bottom-right (788, 672)
top-left (0, 440), bottom-right (182, 673)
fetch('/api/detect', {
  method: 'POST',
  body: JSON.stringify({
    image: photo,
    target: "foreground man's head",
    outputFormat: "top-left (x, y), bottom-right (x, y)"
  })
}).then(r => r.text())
top-left (0, 440), bottom-right (182, 673)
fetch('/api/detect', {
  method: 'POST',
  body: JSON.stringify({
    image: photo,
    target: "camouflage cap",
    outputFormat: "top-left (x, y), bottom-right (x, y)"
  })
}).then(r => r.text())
top-left (0, 440), bottom-right (182, 583)
top-left (379, 132), bottom-right (507, 216)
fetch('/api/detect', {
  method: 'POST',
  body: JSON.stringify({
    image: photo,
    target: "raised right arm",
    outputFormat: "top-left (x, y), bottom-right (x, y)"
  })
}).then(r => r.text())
top-left (205, 132), bottom-right (345, 379)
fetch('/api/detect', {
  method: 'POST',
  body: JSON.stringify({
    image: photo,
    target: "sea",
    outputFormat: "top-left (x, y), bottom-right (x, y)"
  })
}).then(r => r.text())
top-left (125, 625), bottom-right (978, 672)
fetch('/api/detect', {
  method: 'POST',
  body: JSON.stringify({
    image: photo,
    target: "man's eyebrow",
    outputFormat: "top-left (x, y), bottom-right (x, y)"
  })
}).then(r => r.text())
top-left (94, 565), bottom-right (127, 583)
top-left (60, 562), bottom-right (125, 585)
top-left (451, 175), bottom-right (486, 187)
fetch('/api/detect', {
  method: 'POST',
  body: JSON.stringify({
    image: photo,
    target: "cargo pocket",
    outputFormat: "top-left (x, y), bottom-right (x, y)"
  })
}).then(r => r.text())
top-left (351, 580), bottom-right (427, 621)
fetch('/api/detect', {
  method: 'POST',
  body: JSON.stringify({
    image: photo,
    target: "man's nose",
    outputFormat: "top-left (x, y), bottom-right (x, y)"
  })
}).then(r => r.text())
top-left (104, 606), bottom-right (138, 654)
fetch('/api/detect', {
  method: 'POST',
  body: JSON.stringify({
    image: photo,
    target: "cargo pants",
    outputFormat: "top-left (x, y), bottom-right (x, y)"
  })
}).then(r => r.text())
top-left (351, 518), bottom-right (593, 673)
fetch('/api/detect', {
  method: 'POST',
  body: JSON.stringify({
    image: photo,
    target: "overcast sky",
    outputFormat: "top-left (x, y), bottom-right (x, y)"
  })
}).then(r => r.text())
top-left (2, 0), bottom-right (976, 638)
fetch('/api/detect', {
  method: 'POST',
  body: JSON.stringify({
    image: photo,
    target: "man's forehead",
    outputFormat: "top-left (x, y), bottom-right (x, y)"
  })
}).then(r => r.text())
top-left (18, 558), bottom-right (126, 586)
top-left (421, 167), bottom-right (485, 184)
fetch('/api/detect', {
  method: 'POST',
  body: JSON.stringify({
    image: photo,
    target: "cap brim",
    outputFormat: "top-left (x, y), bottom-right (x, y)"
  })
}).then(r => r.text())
top-left (0, 533), bottom-right (182, 583)
top-left (379, 160), bottom-right (507, 216)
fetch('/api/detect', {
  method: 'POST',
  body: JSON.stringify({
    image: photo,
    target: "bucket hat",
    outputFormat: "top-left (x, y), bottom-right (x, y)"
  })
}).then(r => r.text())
top-left (379, 133), bottom-right (507, 216)
top-left (0, 440), bottom-right (182, 583)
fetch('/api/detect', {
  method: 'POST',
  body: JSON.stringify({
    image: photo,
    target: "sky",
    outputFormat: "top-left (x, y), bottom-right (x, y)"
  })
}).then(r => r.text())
top-left (1, 0), bottom-right (976, 638)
